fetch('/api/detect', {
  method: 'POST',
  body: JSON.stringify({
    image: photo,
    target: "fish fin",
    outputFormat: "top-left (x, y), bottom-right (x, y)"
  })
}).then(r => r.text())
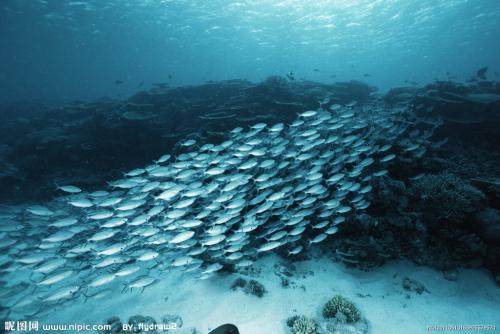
top-left (28, 272), bottom-right (40, 283)
top-left (29, 285), bottom-right (38, 296)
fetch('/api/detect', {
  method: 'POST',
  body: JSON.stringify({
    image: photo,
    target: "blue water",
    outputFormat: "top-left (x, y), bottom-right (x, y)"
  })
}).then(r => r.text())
top-left (1, 2), bottom-right (500, 333)
top-left (1, 0), bottom-right (499, 102)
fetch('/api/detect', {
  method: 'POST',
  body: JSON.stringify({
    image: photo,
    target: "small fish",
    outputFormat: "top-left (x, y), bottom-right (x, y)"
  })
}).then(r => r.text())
top-left (172, 256), bottom-right (195, 267)
top-left (50, 217), bottom-right (78, 228)
top-left (299, 110), bottom-right (317, 118)
top-left (309, 233), bottom-right (328, 244)
top-left (89, 230), bottom-right (117, 242)
top-left (325, 226), bottom-right (338, 235)
top-left (7, 97), bottom-right (440, 313)
top-left (27, 205), bottom-right (54, 216)
top-left (69, 198), bottom-right (94, 208)
top-left (125, 276), bottom-right (158, 292)
top-left (137, 250), bottom-right (159, 262)
top-left (37, 270), bottom-right (73, 286)
top-left (88, 273), bottom-right (116, 288)
top-left (169, 231), bottom-right (195, 244)
top-left (201, 263), bottom-right (223, 274)
top-left (43, 231), bottom-right (75, 243)
top-left (58, 185), bottom-right (82, 193)
top-left (181, 139), bottom-right (197, 147)
top-left (380, 154), bottom-right (396, 163)
top-left (235, 260), bottom-right (254, 267)
top-left (43, 286), bottom-right (80, 302)
top-left (288, 245), bottom-right (303, 255)
top-left (202, 234), bottom-right (226, 246)
top-left (115, 265), bottom-right (141, 277)
top-left (257, 241), bottom-right (282, 252)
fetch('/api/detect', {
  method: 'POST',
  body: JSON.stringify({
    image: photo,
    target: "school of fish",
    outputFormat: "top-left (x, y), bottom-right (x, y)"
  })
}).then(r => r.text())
top-left (0, 101), bottom-right (441, 318)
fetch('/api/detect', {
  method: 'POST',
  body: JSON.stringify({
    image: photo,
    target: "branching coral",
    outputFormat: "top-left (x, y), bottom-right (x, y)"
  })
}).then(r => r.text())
top-left (291, 316), bottom-right (317, 334)
top-left (322, 295), bottom-right (361, 323)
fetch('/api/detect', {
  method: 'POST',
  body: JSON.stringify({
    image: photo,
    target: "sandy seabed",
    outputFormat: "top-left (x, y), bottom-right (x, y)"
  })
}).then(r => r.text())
top-left (37, 255), bottom-right (500, 334)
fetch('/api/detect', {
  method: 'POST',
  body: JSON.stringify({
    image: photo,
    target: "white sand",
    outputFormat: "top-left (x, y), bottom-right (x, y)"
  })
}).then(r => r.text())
top-left (38, 255), bottom-right (500, 333)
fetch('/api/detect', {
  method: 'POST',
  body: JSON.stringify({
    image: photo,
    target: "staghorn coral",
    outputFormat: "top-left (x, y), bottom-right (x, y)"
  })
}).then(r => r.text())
top-left (322, 295), bottom-right (361, 323)
top-left (411, 172), bottom-right (485, 224)
top-left (292, 316), bottom-right (317, 334)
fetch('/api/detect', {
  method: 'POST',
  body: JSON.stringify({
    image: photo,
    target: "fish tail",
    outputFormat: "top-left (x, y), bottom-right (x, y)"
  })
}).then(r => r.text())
top-left (28, 271), bottom-right (38, 283)
top-left (82, 287), bottom-right (90, 301)
top-left (29, 284), bottom-right (38, 295)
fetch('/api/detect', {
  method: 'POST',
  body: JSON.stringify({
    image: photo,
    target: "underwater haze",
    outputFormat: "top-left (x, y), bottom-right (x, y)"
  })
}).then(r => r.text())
top-left (1, 0), bottom-right (500, 102)
top-left (1, 1), bottom-right (500, 334)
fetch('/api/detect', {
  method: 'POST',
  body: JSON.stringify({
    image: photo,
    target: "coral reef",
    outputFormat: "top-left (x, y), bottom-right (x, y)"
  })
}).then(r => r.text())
top-left (410, 172), bottom-right (486, 225)
top-left (332, 157), bottom-right (494, 274)
top-left (322, 295), bottom-right (361, 323)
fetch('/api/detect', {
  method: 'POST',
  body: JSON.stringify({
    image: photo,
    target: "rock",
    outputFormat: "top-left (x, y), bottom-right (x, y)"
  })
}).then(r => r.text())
top-left (274, 262), bottom-right (296, 277)
top-left (231, 278), bottom-right (267, 297)
top-left (161, 314), bottom-right (183, 328)
top-left (485, 246), bottom-right (500, 280)
top-left (473, 208), bottom-right (500, 244)
top-left (230, 277), bottom-right (247, 291)
top-left (100, 316), bottom-right (123, 334)
top-left (324, 318), bottom-right (369, 334)
top-left (244, 279), bottom-right (267, 297)
top-left (128, 315), bottom-right (157, 333)
top-left (384, 87), bottom-right (418, 106)
top-left (286, 315), bottom-right (300, 328)
top-left (443, 270), bottom-right (459, 282)
top-left (402, 277), bottom-right (428, 294)
top-left (187, 329), bottom-right (202, 334)
top-left (274, 262), bottom-right (296, 288)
